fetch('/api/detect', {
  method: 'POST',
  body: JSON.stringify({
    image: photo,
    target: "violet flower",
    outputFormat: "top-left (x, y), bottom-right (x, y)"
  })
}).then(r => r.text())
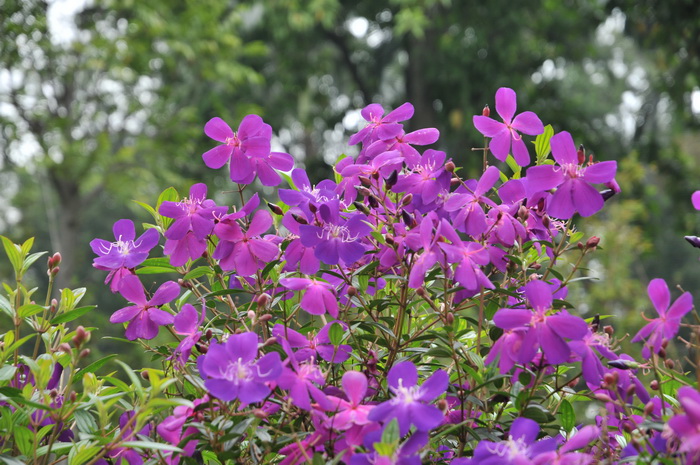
top-left (326, 371), bottom-right (373, 431)
top-left (203, 115), bottom-right (293, 186)
top-left (212, 209), bottom-right (279, 275)
top-left (525, 131), bottom-right (617, 219)
top-left (473, 87), bottom-right (544, 166)
top-left (170, 303), bottom-right (204, 367)
top-left (198, 332), bottom-right (282, 404)
top-left (668, 386), bottom-right (700, 459)
top-left (367, 361), bottom-right (448, 435)
top-left (444, 166), bottom-right (500, 237)
top-left (492, 280), bottom-right (588, 365)
top-left (631, 278), bottom-right (693, 359)
top-left (393, 149), bottom-right (452, 204)
top-left (110, 275), bottom-right (179, 340)
top-left (349, 102), bottom-right (414, 147)
top-left (159, 183), bottom-right (227, 266)
top-left (277, 340), bottom-right (330, 411)
top-left (272, 321), bottom-right (352, 363)
top-left (278, 277), bottom-right (339, 318)
top-left (90, 219), bottom-right (159, 292)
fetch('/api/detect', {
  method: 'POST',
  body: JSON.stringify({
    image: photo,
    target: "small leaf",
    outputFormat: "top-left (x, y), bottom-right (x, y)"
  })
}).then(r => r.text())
top-left (535, 124), bottom-right (554, 164)
top-left (17, 304), bottom-right (45, 319)
top-left (381, 418), bottom-right (400, 445)
top-left (22, 251), bottom-right (47, 272)
top-left (79, 354), bottom-right (118, 375)
top-left (0, 236), bottom-right (23, 275)
top-left (328, 322), bottom-right (344, 346)
top-left (559, 399), bottom-right (576, 432)
top-left (182, 266), bottom-right (212, 280)
top-left (51, 306), bottom-right (97, 325)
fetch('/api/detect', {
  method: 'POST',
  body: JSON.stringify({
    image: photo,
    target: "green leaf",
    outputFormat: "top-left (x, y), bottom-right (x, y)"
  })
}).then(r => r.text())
top-left (0, 236), bottom-right (23, 275)
top-left (182, 266), bottom-right (212, 280)
top-left (79, 354), bottom-right (118, 375)
top-left (505, 154), bottom-right (522, 178)
top-left (22, 251), bottom-right (47, 272)
top-left (535, 124), bottom-right (554, 164)
top-left (0, 365), bottom-right (17, 381)
top-left (51, 306), bottom-right (97, 324)
top-left (136, 266), bottom-right (177, 275)
top-left (13, 425), bottom-right (33, 456)
top-left (20, 238), bottom-right (34, 256)
top-left (73, 409), bottom-right (98, 434)
top-left (381, 418), bottom-right (400, 445)
top-left (328, 322), bottom-right (344, 346)
top-left (0, 454), bottom-right (27, 465)
top-left (121, 441), bottom-right (184, 453)
top-left (0, 295), bottom-right (13, 318)
top-left (559, 399), bottom-right (575, 432)
top-left (132, 200), bottom-right (158, 222)
top-left (17, 303), bottom-right (45, 319)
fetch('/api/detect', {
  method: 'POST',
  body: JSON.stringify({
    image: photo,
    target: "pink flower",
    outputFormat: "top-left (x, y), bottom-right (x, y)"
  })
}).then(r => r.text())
top-left (278, 277), bottom-right (339, 318)
top-left (473, 87), bottom-right (544, 166)
top-left (212, 209), bottom-right (279, 275)
top-left (110, 275), bottom-right (179, 340)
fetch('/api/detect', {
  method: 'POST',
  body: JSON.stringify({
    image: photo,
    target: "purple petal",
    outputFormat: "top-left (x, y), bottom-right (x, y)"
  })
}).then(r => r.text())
top-left (488, 129), bottom-right (511, 161)
top-left (229, 149), bottom-right (254, 183)
top-left (572, 179), bottom-right (604, 217)
top-left (174, 304), bottom-right (199, 334)
top-left (279, 277), bottom-right (311, 291)
top-left (525, 165), bottom-right (564, 195)
top-left (269, 151), bottom-right (294, 171)
top-left (546, 312), bottom-right (588, 340)
top-left (342, 371), bottom-right (368, 406)
top-left (417, 370), bottom-right (448, 402)
top-left (582, 161), bottom-right (617, 184)
top-left (524, 280), bottom-right (553, 312)
top-left (165, 217), bottom-right (191, 241)
top-left (158, 201), bottom-right (185, 219)
top-left (475, 166), bottom-right (501, 196)
top-left (550, 131), bottom-right (577, 165)
top-left (226, 332), bottom-right (259, 363)
top-left (191, 214), bottom-right (213, 240)
top-left (511, 111), bottom-right (544, 135)
top-left (133, 228), bottom-right (160, 252)
top-left (255, 352), bottom-right (282, 381)
top-left (404, 128), bottom-right (439, 145)
top-left (300, 284), bottom-right (331, 315)
top-left (202, 145), bottom-right (233, 169)
top-left (495, 87), bottom-right (517, 123)
top-left (509, 417), bottom-right (539, 443)
top-left (189, 183), bottom-right (207, 200)
top-left (667, 292), bottom-right (693, 320)
top-left (204, 117), bottom-right (234, 142)
top-left (110, 305), bottom-right (141, 324)
top-left (256, 160), bottom-right (282, 186)
top-left (383, 102), bottom-right (414, 123)
top-left (647, 279), bottom-right (670, 315)
top-left (473, 116), bottom-right (505, 138)
top-left (113, 219), bottom-right (136, 242)
top-left (410, 403), bottom-right (444, 431)
top-left (511, 134), bottom-right (531, 167)
top-left (125, 316), bottom-right (159, 340)
top-left (248, 210), bottom-right (272, 236)
top-left (205, 379), bottom-right (239, 402)
top-left (388, 361), bottom-right (417, 389)
top-left (118, 275), bottom-right (148, 305)
top-left (237, 114), bottom-right (264, 139)
top-left (539, 325), bottom-right (571, 364)
top-left (547, 181), bottom-right (575, 219)
top-left (361, 103), bottom-right (384, 121)
top-left (272, 324), bottom-right (309, 348)
top-left (315, 238), bottom-right (340, 265)
top-left (148, 281), bottom-right (180, 306)
top-left (693, 191), bottom-right (700, 210)
top-left (493, 309), bottom-right (532, 330)
top-left (148, 308), bottom-right (174, 326)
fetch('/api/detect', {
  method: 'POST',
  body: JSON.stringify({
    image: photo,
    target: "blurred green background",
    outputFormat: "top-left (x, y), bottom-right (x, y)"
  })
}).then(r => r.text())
top-left (2, 0), bottom-right (700, 361)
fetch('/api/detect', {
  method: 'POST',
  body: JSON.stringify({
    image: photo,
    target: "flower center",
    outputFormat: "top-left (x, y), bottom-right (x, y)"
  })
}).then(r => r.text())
top-left (223, 358), bottom-right (251, 383)
top-left (392, 379), bottom-right (421, 404)
top-left (225, 133), bottom-right (241, 148)
top-left (318, 224), bottom-right (359, 243)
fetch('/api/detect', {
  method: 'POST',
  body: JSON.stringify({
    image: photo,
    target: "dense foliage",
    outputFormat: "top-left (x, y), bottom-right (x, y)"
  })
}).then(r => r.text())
top-left (1, 89), bottom-right (699, 464)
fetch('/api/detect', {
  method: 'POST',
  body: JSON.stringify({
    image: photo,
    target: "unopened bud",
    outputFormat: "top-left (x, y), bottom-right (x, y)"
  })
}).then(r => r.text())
top-left (50, 299), bottom-right (58, 313)
top-left (416, 287), bottom-right (426, 297)
top-left (482, 104), bottom-right (490, 117)
top-left (588, 154), bottom-right (595, 165)
top-left (178, 279), bottom-right (193, 289)
top-left (622, 421), bottom-right (635, 434)
top-left (665, 359), bottom-right (675, 370)
top-left (48, 252), bottom-right (62, 269)
top-left (603, 373), bottom-right (616, 387)
top-left (253, 409), bottom-right (268, 419)
top-left (650, 380), bottom-right (659, 390)
top-left (600, 189), bottom-right (616, 201)
top-left (72, 326), bottom-right (90, 348)
top-left (70, 392), bottom-right (77, 403)
top-left (445, 312), bottom-right (455, 325)
top-left (367, 195), bottom-right (379, 209)
top-left (385, 170), bottom-right (398, 188)
top-left (595, 393), bottom-right (613, 403)
top-left (529, 262), bottom-right (542, 270)
top-left (685, 236), bottom-right (700, 249)
top-left (517, 205), bottom-right (529, 221)
top-left (58, 343), bottom-right (72, 354)
top-left (257, 293), bottom-right (271, 308)
top-left (357, 186), bottom-right (371, 197)
top-left (445, 161), bottom-right (456, 173)
top-left (196, 343), bottom-right (208, 354)
top-left (308, 203), bottom-right (317, 213)
top-left (586, 236), bottom-right (600, 249)
top-left (247, 310), bottom-right (256, 321)
top-left (48, 266), bottom-right (60, 277)
top-left (385, 235), bottom-right (395, 245)
top-left (205, 329), bottom-right (213, 340)
top-left (658, 347), bottom-right (666, 359)
top-left (291, 213), bottom-right (308, 225)
top-left (79, 348), bottom-right (91, 359)
top-left (577, 242), bottom-right (585, 250)
top-left (401, 194), bottom-right (413, 206)
top-left (401, 210), bottom-right (416, 228)
top-left (604, 325), bottom-right (614, 336)
top-left (267, 202), bottom-right (284, 215)
top-left (542, 215), bottom-right (551, 229)
top-left (263, 337), bottom-right (277, 347)
top-left (626, 384), bottom-right (636, 398)
top-left (259, 314), bottom-right (273, 322)
top-left (49, 389), bottom-right (58, 398)
top-left (141, 370), bottom-right (150, 380)
top-left (450, 178), bottom-right (461, 186)
top-left (577, 144), bottom-right (585, 165)
top-left (359, 176), bottom-right (372, 187)
top-left (662, 339), bottom-right (669, 349)
top-left (353, 201), bottom-right (370, 215)
top-left (372, 171), bottom-right (380, 180)
top-left (347, 286), bottom-right (358, 297)
top-left (643, 401), bottom-right (655, 416)
top-left (437, 399), bottom-right (449, 412)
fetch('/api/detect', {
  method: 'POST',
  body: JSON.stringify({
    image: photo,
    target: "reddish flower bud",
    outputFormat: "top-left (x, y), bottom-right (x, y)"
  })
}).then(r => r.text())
top-left (445, 161), bottom-right (456, 173)
top-left (58, 343), bottom-right (72, 354)
top-left (445, 312), bottom-right (455, 325)
top-left (72, 326), bottom-right (90, 348)
top-left (79, 348), bottom-right (91, 359)
top-left (141, 370), bottom-right (150, 380)
top-left (604, 325), bottom-right (614, 336)
top-left (401, 194), bottom-right (413, 206)
top-left (385, 170), bottom-right (398, 187)
top-left (482, 104), bottom-right (490, 117)
top-left (603, 373), bottom-right (616, 386)
top-left (577, 144), bottom-right (585, 165)
top-left (595, 393), bottom-right (613, 403)
top-left (291, 213), bottom-right (308, 225)
top-left (70, 392), bottom-right (77, 402)
top-left (626, 384), bottom-right (636, 397)
top-left (259, 314), bottom-right (273, 322)
top-left (308, 203), bottom-right (317, 213)
top-left (347, 286), bottom-right (358, 296)
top-left (357, 186), bottom-right (371, 197)
top-left (367, 195), bottom-right (379, 209)
top-left (264, 337), bottom-right (277, 347)
top-left (650, 380), bottom-right (659, 390)
top-left (267, 202), bottom-right (284, 215)
top-left (256, 293), bottom-right (271, 308)
top-left (643, 401), bottom-right (655, 416)
top-left (586, 236), bottom-right (600, 249)
top-left (353, 201), bottom-right (370, 215)
top-left (665, 359), bottom-right (675, 370)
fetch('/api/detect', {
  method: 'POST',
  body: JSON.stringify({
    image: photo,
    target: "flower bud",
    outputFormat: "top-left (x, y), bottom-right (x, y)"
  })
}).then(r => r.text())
top-left (58, 343), bottom-right (72, 354)
top-left (658, 347), bottom-right (666, 358)
top-left (643, 401), bottom-right (655, 416)
top-left (267, 202), bottom-right (284, 215)
top-left (253, 409), bottom-right (268, 419)
top-left (259, 313), bottom-right (273, 322)
top-left (196, 343), bottom-right (208, 354)
top-left (445, 312), bottom-right (455, 325)
top-left (178, 279), bottom-right (193, 289)
top-left (586, 236), bottom-right (600, 249)
top-left (247, 310), bottom-right (256, 321)
top-left (141, 370), bottom-right (150, 380)
top-left (49, 389), bottom-right (58, 399)
top-left (626, 384), bottom-right (636, 397)
top-left (70, 392), bottom-right (77, 403)
top-left (665, 359), bottom-right (675, 370)
top-left (517, 205), bottom-right (529, 221)
top-left (603, 372), bottom-right (616, 387)
top-left (353, 201), bottom-right (370, 215)
top-left (308, 203), bottom-right (317, 214)
top-left (50, 298), bottom-right (58, 313)
top-left (357, 186), bottom-right (371, 197)
top-left (577, 242), bottom-right (585, 250)
top-left (595, 393), bottom-right (613, 403)
top-left (622, 421), bottom-right (635, 434)
top-left (79, 348), bottom-right (91, 359)
top-left (685, 236), bottom-right (700, 249)
top-left (445, 161), bottom-right (456, 173)
top-left (450, 178), bottom-right (461, 186)
top-left (401, 210), bottom-right (416, 228)
top-left (359, 176), bottom-right (372, 187)
top-left (401, 194), bottom-right (413, 206)
top-left (367, 195), bottom-right (379, 209)
top-left (257, 293), bottom-right (271, 308)
top-left (577, 144), bottom-right (585, 165)
top-left (385, 235), bottom-right (395, 245)
top-left (291, 213), bottom-right (308, 225)
top-left (48, 266), bottom-right (60, 277)
top-left (385, 170), bottom-right (398, 188)
top-left (72, 326), bottom-right (91, 348)
top-left (600, 189), bottom-right (616, 201)
top-left (205, 329), bottom-right (213, 340)
top-left (650, 379), bottom-right (659, 390)
top-left (604, 325), bottom-right (614, 336)
top-left (662, 339), bottom-right (669, 349)
top-left (529, 262), bottom-right (541, 270)
top-left (416, 287), bottom-right (426, 297)
top-left (372, 171), bottom-right (380, 180)
top-left (264, 337), bottom-right (277, 347)
top-left (437, 399), bottom-right (449, 412)
top-left (347, 286), bottom-right (358, 297)
top-left (482, 104), bottom-right (490, 117)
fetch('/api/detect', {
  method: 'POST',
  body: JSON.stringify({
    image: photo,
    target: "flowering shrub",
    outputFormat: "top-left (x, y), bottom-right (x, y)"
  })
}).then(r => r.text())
top-left (2, 88), bottom-right (700, 464)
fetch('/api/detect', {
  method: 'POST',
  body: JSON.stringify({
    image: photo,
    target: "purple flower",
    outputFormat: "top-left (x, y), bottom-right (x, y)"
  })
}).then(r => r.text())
top-left (393, 149), bottom-right (452, 204)
top-left (438, 219), bottom-right (494, 293)
top-left (110, 275), bottom-right (179, 340)
top-left (466, 417), bottom-right (558, 464)
top-left (203, 115), bottom-right (294, 185)
top-left (159, 183), bottom-right (227, 266)
top-left (668, 386), bottom-right (700, 459)
top-left (277, 341), bottom-right (330, 411)
top-left (525, 131), bottom-right (617, 219)
top-left (326, 371), bottom-right (373, 430)
top-left (367, 361), bottom-right (448, 435)
top-left (631, 278), bottom-right (693, 359)
top-left (157, 397), bottom-right (207, 464)
top-left (349, 102), bottom-right (414, 147)
top-left (170, 303), bottom-right (203, 367)
top-left (351, 429), bottom-right (427, 465)
top-left (90, 219), bottom-right (159, 292)
top-left (212, 209), bottom-right (279, 275)
top-left (443, 166), bottom-right (500, 237)
top-left (299, 205), bottom-right (372, 266)
top-left (278, 277), bottom-right (339, 318)
top-left (272, 321), bottom-right (352, 363)
top-left (693, 190), bottom-right (700, 210)
top-left (473, 87), bottom-right (544, 166)
top-left (101, 411), bottom-right (153, 465)
top-left (198, 332), bottom-right (282, 404)
top-left (492, 280), bottom-right (588, 365)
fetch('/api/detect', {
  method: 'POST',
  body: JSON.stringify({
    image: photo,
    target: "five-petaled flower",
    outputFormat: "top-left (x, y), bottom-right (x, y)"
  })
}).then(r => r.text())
top-left (110, 275), bottom-right (179, 340)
